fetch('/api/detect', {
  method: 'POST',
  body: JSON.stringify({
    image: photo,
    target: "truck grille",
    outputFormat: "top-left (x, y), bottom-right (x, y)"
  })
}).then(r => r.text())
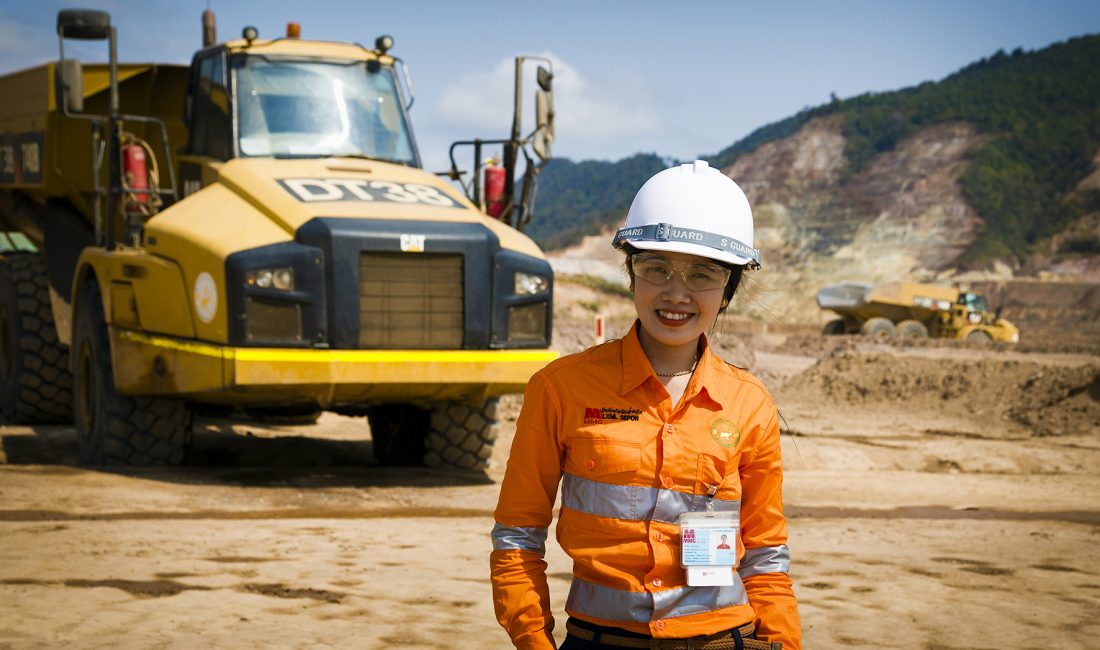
top-left (359, 253), bottom-right (464, 349)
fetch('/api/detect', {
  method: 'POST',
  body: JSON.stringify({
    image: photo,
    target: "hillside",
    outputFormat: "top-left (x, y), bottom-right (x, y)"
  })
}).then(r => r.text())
top-left (531, 34), bottom-right (1100, 281)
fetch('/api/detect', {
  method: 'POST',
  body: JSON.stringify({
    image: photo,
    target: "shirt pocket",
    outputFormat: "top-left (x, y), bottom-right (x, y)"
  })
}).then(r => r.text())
top-left (564, 438), bottom-right (643, 481)
top-left (694, 452), bottom-right (742, 511)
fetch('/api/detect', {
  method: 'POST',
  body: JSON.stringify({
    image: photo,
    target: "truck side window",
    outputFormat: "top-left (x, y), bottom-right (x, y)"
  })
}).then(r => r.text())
top-left (190, 54), bottom-right (230, 160)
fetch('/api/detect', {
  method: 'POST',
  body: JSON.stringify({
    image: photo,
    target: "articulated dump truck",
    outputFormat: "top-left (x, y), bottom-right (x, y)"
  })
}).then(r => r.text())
top-left (0, 9), bottom-right (559, 469)
top-left (817, 281), bottom-right (1020, 343)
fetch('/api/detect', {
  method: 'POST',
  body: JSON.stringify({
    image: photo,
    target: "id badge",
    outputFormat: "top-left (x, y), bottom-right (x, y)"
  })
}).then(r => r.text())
top-left (679, 511), bottom-right (738, 586)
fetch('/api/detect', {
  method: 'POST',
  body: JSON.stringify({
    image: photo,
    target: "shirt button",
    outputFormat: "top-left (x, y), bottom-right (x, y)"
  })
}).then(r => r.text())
top-left (665, 424), bottom-right (675, 434)
top-left (662, 476), bottom-right (674, 489)
top-left (654, 621), bottom-right (666, 631)
top-left (586, 459), bottom-right (596, 470)
top-left (655, 532), bottom-right (664, 542)
top-left (652, 578), bottom-right (663, 587)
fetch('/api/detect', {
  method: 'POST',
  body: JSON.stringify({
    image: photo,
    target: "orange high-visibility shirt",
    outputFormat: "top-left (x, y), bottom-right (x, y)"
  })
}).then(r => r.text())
top-left (491, 324), bottom-right (800, 650)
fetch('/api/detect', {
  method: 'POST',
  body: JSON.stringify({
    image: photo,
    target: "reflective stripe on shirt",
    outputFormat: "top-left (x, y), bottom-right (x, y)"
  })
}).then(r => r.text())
top-left (566, 576), bottom-right (749, 622)
top-left (561, 472), bottom-right (741, 525)
top-left (737, 544), bottom-right (790, 577)
top-left (491, 523), bottom-right (549, 554)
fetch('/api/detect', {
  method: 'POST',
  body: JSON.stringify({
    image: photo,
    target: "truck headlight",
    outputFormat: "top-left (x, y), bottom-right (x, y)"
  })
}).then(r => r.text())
top-left (514, 272), bottom-right (549, 296)
top-left (247, 267), bottom-right (295, 291)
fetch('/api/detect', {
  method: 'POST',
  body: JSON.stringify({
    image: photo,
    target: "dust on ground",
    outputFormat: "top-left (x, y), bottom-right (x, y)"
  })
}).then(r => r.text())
top-left (2, 274), bottom-right (1099, 649)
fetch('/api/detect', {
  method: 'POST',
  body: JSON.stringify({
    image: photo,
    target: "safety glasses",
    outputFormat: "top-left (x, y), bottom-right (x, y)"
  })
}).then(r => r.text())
top-left (631, 253), bottom-right (731, 292)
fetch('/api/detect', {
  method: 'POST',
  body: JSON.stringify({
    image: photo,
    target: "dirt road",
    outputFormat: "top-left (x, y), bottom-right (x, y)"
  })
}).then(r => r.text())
top-left (2, 298), bottom-right (1098, 648)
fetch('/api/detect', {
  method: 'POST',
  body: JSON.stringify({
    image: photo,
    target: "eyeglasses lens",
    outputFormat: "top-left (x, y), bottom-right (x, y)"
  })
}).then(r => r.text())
top-left (632, 255), bottom-right (730, 291)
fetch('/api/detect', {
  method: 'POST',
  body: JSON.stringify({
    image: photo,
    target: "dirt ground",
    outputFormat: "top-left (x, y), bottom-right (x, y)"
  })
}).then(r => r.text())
top-left (1, 277), bottom-right (1099, 649)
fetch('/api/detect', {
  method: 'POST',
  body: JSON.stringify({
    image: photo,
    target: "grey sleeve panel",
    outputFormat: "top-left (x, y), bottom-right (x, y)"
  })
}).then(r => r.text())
top-left (738, 544), bottom-right (791, 577)
top-left (491, 523), bottom-right (549, 555)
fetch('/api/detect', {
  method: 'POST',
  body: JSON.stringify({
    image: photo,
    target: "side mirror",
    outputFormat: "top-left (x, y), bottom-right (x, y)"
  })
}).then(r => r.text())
top-left (537, 65), bottom-right (553, 92)
top-left (56, 9), bottom-right (110, 40)
top-left (532, 90), bottom-right (554, 161)
top-left (532, 66), bottom-right (554, 162)
top-left (57, 58), bottom-right (84, 113)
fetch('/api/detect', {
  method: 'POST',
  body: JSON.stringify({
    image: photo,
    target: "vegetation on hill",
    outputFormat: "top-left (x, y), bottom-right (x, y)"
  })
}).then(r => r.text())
top-left (531, 34), bottom-right (1100, 266)
top-left (823, 35), bottom-right (1100, 264)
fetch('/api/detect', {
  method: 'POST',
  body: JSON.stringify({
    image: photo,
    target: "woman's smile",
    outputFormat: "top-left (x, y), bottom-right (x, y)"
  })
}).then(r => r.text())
top-left (656, 309), bottom-right (695, 326)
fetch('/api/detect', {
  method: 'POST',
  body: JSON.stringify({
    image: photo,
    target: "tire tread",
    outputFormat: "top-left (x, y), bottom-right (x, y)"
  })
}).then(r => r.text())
top-left (0, 253), bottom-right (73, 423)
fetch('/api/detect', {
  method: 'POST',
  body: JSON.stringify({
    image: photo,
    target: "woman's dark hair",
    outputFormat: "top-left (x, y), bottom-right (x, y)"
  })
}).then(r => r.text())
top-left (620, 244), bottom-right (744, 312)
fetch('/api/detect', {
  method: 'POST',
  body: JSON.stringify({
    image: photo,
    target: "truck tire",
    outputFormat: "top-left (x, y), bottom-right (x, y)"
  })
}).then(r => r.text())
top-left (425, 398), bottom-right (499, 471)
top-left (367, 403), bottom-right (429, 466)
top-left (860, 317), bottom-right (897, 338)
top-left (822, 319), bottom-right (846, 335)
top-left (967, 330), bottom-right (993, 344)
top-left (0, 253), bottom-right (73, 423)
top-left (896, 319), bottom-right (929, 338)
top-left (72, 280), bottom-right (192, 466)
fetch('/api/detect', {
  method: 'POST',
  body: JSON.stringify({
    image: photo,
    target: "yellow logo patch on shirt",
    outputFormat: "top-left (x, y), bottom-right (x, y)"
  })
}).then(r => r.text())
top-left (710, 418), bottom-right (741, 448)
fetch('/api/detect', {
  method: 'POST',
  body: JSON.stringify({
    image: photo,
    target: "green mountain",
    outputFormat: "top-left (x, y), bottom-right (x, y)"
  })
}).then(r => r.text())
top-left (529, 34), bottom-right (1100, 267)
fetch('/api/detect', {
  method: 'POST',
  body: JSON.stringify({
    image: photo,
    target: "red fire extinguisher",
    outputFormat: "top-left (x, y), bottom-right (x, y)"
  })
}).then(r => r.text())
top-left (483, 162), bottom-right (506, 219)
top-left (122, 143), bottom-right (148, 214)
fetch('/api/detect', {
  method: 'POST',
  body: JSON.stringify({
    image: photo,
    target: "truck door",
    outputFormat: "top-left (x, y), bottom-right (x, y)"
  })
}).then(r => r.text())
top-left (179, 50), bottom-right (230, 197)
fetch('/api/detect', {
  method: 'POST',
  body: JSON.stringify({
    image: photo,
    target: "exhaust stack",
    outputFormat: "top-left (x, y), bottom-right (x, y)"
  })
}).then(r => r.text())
top-left (202, 8), bottom-right (216, 47)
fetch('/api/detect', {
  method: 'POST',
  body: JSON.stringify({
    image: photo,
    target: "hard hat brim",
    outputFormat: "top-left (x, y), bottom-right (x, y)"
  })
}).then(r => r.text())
top-left (627, 240), bottom-right (757, 268)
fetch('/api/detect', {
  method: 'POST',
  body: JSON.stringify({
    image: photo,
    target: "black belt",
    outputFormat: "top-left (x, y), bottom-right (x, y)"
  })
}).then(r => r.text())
top-left (565, 619), bottom-right (781, 650)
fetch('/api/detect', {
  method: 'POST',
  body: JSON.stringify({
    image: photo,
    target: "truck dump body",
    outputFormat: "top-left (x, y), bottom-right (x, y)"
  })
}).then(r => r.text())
top-left (0, 62), bottom-right (188, 205)
top-left (815, 282), bottom-right (872, 311)
top-left (818, 281), bottom-right (958, 323)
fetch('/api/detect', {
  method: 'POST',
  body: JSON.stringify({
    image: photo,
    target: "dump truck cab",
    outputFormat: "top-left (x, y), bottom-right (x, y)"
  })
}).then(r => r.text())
top-left (937, 290), bottom-right (1019, 342)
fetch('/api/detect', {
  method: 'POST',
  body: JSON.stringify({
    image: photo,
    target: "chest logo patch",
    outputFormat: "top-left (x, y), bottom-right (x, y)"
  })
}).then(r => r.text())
top-left (710, 418), bottom-right (740, 448)
top-left (584, 406), bottom-right (642, 425)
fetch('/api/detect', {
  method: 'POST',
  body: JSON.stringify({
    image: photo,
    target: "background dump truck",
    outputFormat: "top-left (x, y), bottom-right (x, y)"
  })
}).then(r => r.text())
top-left (0, 9), bottom-right (559, 469)
top-left (817, 281), bottom-right (1020, 343)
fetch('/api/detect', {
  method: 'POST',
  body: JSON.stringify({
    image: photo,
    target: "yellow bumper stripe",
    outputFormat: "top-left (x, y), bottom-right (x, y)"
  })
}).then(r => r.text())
top-left (116, 330), bottom-right (558, 366)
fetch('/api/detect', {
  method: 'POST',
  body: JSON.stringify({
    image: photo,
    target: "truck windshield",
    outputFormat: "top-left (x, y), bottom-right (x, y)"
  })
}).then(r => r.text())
top-left (961, 293), bottom-right (988, 313)
top-left (233, 56), bottom-right (417, 165)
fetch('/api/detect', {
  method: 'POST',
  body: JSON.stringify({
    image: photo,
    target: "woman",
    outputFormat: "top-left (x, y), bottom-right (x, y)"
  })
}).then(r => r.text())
top-left (491, 161), bottom-right (801, 650)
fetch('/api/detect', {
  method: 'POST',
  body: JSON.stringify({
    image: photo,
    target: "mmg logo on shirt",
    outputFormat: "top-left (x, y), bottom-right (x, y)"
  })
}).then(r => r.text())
top-left (583, 407), bottom-right (642, 424)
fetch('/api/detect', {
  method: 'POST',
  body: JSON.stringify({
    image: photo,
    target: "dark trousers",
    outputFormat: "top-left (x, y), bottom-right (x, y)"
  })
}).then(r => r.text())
top-left (560, 617), bottom-right (754, 649)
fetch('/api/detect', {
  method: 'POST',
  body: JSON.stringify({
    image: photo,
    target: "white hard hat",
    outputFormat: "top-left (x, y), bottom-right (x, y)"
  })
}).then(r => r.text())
top-left (612, 160), bottom-right (760, 269)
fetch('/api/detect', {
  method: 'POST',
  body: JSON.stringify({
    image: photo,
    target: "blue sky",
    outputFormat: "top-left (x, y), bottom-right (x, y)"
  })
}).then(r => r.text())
top-left (3, 1), bottom-right (1098, 171)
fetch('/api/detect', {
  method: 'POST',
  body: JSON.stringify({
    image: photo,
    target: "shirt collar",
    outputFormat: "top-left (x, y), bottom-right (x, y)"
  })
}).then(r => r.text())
top-left (619, 321), bottom-right (727, 410)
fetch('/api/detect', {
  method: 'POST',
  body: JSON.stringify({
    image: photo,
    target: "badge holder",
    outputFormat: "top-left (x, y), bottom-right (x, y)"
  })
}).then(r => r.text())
top-left (679, 486), bottom-right (737, 586)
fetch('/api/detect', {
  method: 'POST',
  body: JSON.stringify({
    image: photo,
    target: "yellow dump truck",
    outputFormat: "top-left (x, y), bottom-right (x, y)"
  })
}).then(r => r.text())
top-left (0, 9), bottom-right (558, 468)
top-left (817, 281), bottom-right (1019, 343)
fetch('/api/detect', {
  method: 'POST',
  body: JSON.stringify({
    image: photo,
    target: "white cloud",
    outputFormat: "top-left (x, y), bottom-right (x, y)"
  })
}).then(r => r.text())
top-left (435, 53), bottom-right (661, 162)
